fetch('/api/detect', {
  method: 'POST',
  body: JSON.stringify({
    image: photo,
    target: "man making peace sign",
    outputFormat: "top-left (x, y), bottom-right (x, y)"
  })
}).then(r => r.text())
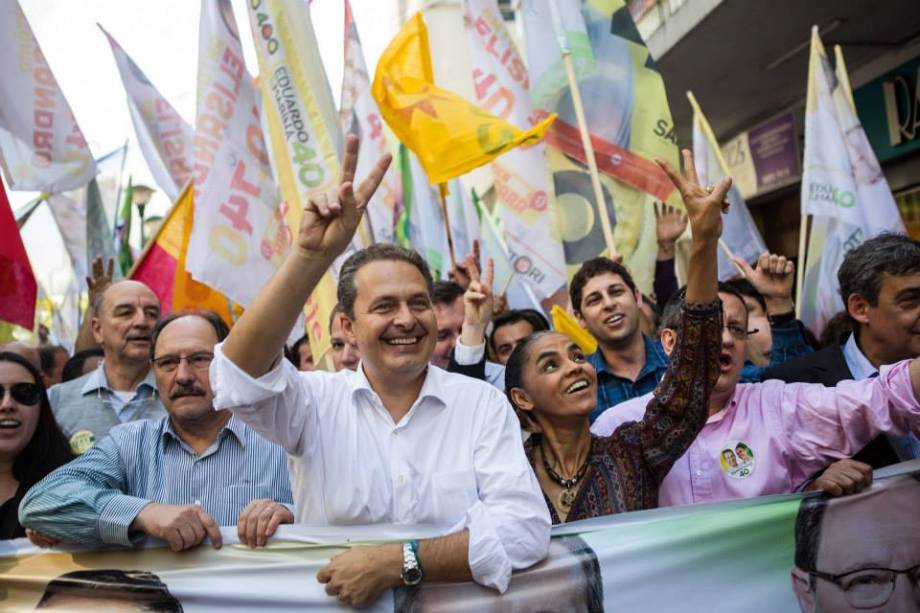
top-left (210, 135), bottom-right (550, 607)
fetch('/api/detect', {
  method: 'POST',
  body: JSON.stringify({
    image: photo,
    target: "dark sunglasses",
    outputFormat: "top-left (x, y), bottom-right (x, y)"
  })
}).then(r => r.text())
top-left (0, 383), bottom-right (42, 405)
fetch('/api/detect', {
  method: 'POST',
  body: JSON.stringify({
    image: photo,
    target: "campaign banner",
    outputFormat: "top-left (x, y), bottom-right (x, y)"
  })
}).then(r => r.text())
top-left (187, 0), bottom-right (281, 309)
top-left (722, 112), bottom-right (800, 200)
top-left (4, 465), bottom-right (917, 612)
top-left (0, 0), bottom-right (96, 191)
top-left (463, 0), bottom-right (568, 303)
top-left (101, 26), bottom-right (194, 201)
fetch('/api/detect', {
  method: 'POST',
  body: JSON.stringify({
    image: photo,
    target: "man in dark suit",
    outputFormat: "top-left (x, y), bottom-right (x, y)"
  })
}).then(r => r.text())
top-left (765, 233), bottom-right (920, 468)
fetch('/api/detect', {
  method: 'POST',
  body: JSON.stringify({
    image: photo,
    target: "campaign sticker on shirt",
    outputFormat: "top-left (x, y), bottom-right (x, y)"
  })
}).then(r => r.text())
top-left (69, 430), bottom-right (95, 455)
top-left (719, 441), bottom-right (755, 479)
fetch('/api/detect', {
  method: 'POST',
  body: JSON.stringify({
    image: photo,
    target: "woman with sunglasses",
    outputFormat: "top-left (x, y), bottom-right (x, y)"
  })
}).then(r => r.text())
top-left (0, 352), bottom-right (72, 539)
top-left (504, 153), bottom-right (728, 523)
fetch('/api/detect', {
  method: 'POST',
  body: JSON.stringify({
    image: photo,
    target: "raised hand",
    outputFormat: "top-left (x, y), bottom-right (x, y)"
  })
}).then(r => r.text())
top-left (733, 252), bottom-right (795, 314)
top-left (655, 202), bottom-right (688, 245)
top-left (296, 134), bottom-right (392, 259)
top-left (449, 240), bottom-right (481, 290)
top-left (656, 150), bottom-right (731, 244)
top-left (464, 258), bottom-right (495, 331)
top-left (86, 256), bottom-right (115, 302)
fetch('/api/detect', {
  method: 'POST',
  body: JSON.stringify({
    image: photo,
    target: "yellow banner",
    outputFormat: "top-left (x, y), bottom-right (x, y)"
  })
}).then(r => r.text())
top-left (372, 12), bottom-right (555, 185)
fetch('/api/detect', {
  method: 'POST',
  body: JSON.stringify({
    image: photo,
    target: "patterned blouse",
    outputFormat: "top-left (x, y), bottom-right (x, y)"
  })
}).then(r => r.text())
top-left (525, 299), bottom-right (723, 524)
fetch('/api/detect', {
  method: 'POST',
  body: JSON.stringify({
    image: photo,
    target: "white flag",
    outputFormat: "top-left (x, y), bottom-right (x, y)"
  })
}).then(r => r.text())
top-left (340, 0), bottom-right (400, 245)
top-left (100, 26), bottom-right (193, 201)
top-left (446, 178), bottom-right (481, 263)
top-left (400, 146), bottom-right (450, 280)
top-left (46, 193), bottom-right (87, 282)
top-left (0, 0), bottom-right (96, 191)
top-left (187, 0), bottom-right (280, 307)
top-left (688, 92), bottom-right (766, 280)
top-left (800, 28), bottom-right (906, 334)
top-left (464, 0), bottom-right (567, 300)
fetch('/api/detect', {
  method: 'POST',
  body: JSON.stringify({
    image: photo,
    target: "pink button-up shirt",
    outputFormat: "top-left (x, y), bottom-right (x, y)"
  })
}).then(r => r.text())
top-left (590, 360), bottom-right (920, 507)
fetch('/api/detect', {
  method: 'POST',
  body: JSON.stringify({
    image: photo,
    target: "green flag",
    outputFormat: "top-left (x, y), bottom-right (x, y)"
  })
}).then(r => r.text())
top-left (115, 176), bottom-right (134, 276)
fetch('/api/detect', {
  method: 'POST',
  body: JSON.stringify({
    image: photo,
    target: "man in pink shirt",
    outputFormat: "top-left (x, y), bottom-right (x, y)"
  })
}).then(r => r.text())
top-left (591, 275), bottom-right (918, 507)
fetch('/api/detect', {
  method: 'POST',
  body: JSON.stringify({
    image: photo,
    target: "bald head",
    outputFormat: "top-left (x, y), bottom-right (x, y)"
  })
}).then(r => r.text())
top-left (0, 342), bottom-right (40, 369)
top-left (91, 280), bottom-right (161, 365)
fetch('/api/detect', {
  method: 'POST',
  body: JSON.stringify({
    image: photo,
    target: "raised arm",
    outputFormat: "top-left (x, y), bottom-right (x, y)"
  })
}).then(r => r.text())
top-left (221, 135), bottom-right (392, 377)
top-left (613, 151), bottom-right (727, 479)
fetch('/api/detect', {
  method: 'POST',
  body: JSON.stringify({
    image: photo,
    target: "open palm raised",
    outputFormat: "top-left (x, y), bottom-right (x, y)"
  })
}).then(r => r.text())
top-left (296, 134), bottom-right (393, 259)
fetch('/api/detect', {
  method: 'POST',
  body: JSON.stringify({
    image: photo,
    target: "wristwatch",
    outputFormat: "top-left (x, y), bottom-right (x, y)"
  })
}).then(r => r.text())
top-left (402, 540), bottom-right (423, 586)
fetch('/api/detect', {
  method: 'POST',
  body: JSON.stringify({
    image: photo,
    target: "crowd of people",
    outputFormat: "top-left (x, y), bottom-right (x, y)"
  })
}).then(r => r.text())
top-left (2, 137), bottom-right (919, 607)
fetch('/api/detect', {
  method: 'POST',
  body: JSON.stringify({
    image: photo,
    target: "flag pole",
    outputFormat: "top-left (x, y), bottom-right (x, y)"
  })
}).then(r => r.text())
top-left (438, 183), bottom-right (458, 268)
top-left (795, 213), bottom-right (810, 318)
top-left (549, 4), bottom-right (618, 259)
top-left (718, 238), bottom-right (746, 278)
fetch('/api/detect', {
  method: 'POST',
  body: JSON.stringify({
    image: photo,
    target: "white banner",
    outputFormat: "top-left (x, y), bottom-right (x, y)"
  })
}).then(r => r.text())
top-left (101, 26), bottom-right (193, 201)
top-left (46, 193), bottom-right (88, 283)
top-left (689, 93), bottom-right (766, 281)
top-left (464, 0), bottom-right (567, 300)
top-left (402, 147), bottom-right (450, 280)
top-left (187, 0), bottom-right (281, 307)
top-left (0, 0), bottom-right (96, 191)
top-left (800, 29), bottom-right (906, 333)
top-left (340, 0), bottom-right (400, 246)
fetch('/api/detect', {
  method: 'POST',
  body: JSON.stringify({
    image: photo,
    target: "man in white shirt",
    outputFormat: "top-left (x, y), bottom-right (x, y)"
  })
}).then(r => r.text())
top-left (211, 136), bottom-right (550, 608)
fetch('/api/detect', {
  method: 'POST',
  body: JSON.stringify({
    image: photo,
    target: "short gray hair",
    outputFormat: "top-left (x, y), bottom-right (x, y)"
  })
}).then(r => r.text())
top-left (838, 233), bottom-right (920, 312)
top-left (336, 244), bottom-right (434, 319)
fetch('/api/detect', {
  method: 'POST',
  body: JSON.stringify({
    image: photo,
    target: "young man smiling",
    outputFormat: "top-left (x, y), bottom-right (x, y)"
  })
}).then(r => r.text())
top-left (211, 136), bottom-right (549, 608)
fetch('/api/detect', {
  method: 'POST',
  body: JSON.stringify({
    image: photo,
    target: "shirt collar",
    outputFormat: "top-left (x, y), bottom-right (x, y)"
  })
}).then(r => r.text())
top-left (81, 360), bottom-right (159, 397)
top-left (842, 333), bottom-right (878, 380)
top-left (161, 414), bottom-right (245, 451)
top-left (350, 361), bottom-right (448, 410)
top-left (587, 335), bottom-right (668, 376)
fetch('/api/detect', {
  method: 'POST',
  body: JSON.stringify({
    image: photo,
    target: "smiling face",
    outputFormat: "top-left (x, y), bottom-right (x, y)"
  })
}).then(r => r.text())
top-left (575, 272), bottom-right (642, 348)
top-left (342, 260), bottom-right (437, 383)
top-left (0, 360), bottom-right (42, 463)
top-left (509, 332), bottom-right (597, 424)
top-left (151, 316), bottom-right (217, 425)
top-left (92, 281), bottom-right (161, 365)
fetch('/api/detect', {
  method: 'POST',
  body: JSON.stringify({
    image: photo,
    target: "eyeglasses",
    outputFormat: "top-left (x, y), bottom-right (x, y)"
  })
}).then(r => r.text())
top-left (0, 382), bottom-right (42, 405)
top-left (723, 324), bottom-right (759, 340)
top-left (151, 351), bottom-right (214, 374)
top-left (811, 563), bottom-right (920, 609)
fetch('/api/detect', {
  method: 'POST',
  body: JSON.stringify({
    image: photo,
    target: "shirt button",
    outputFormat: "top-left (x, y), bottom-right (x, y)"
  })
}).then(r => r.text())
top-left (399, 475), bottom-right (406, 484)
top-left (392, 430), bottom-right (398, 436)
top-left (695, 470), bottom-right (703, 477)
top-left (194, 499), bottom-right (202, 506)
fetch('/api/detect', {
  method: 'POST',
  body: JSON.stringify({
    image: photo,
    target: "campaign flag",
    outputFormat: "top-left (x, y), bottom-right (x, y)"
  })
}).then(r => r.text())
top-left (688, 91), bottom-right (767, 280)
top-left (114, 177), bottom-right (134, 276)
top-left (0, 180), bottom-right (37, 329)
top-left (245, 0), bottom-right (343, 366)
top-left (463, 0), bottom-right (567, 301)
top-left (340, 0), bottom-right (401, 245)
top-left (100, 26), bottom-right (193, 201)
top-left (187, 0), bottom-right (280, 310)
top-left (799, 28), bottom-right (906, 334)
top-left (372, 12), bottom-right (555, 185)
top-left (45, 192), bottom-right (87, 282)
top-left (471, 188), bottom-right (514, 293)
top-left (521, 0), bottom-right (680, 292)
top-left (0, 0), bottom-right (96, 191)
top-left (552, 304), bottom-right (598, 354)
top-left (446, 179), bottom-right (481, 263)
top-left (130, 182), bottom-right (235, 324)
top-left (398, 144), bottom-right (450, 279)
top-left (85, 177), bottom-right (121, 278)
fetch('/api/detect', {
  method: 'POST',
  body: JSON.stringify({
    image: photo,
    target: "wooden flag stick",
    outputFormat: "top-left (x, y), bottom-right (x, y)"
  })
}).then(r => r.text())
top-left (795, 213), bottom-right (810, 318)
top-left (438, 183), bottom-right (458, 269)
top-left (561, 52), bottom-right (618, 260)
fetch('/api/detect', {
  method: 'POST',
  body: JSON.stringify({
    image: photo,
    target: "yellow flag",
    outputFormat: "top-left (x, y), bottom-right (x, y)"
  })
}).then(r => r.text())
top-left (372, 12), bottom-right (555, 185)
top-left (551, 305), bottom-right (597, 355)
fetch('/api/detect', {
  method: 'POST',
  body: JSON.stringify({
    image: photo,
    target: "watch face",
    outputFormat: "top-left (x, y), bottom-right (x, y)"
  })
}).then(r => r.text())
top-left (403, 567), bottom-right (422, 586)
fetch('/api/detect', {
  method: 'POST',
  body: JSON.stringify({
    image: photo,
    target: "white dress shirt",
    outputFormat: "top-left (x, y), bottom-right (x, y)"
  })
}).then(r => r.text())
top-left (210, 343), bottom-right (550, 592)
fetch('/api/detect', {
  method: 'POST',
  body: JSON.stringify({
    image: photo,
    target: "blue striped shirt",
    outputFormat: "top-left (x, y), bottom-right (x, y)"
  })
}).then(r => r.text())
top-left (18, 415), bottom-right (292, 547)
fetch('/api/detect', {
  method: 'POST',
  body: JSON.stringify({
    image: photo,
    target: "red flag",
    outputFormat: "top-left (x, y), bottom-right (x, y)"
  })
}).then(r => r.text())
top-left (0, 183), bottom-right (37, 329)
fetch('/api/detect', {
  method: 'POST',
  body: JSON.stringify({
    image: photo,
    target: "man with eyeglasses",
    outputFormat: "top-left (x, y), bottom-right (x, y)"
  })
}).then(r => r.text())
top-left (47, 281), bottom-right (166, 455)
top-left (20, 311), bottom-right (293, 552)
top-left (791, 472), bottom-right (920, 612)
top-left (591, 283), bottom-right (920, 506)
